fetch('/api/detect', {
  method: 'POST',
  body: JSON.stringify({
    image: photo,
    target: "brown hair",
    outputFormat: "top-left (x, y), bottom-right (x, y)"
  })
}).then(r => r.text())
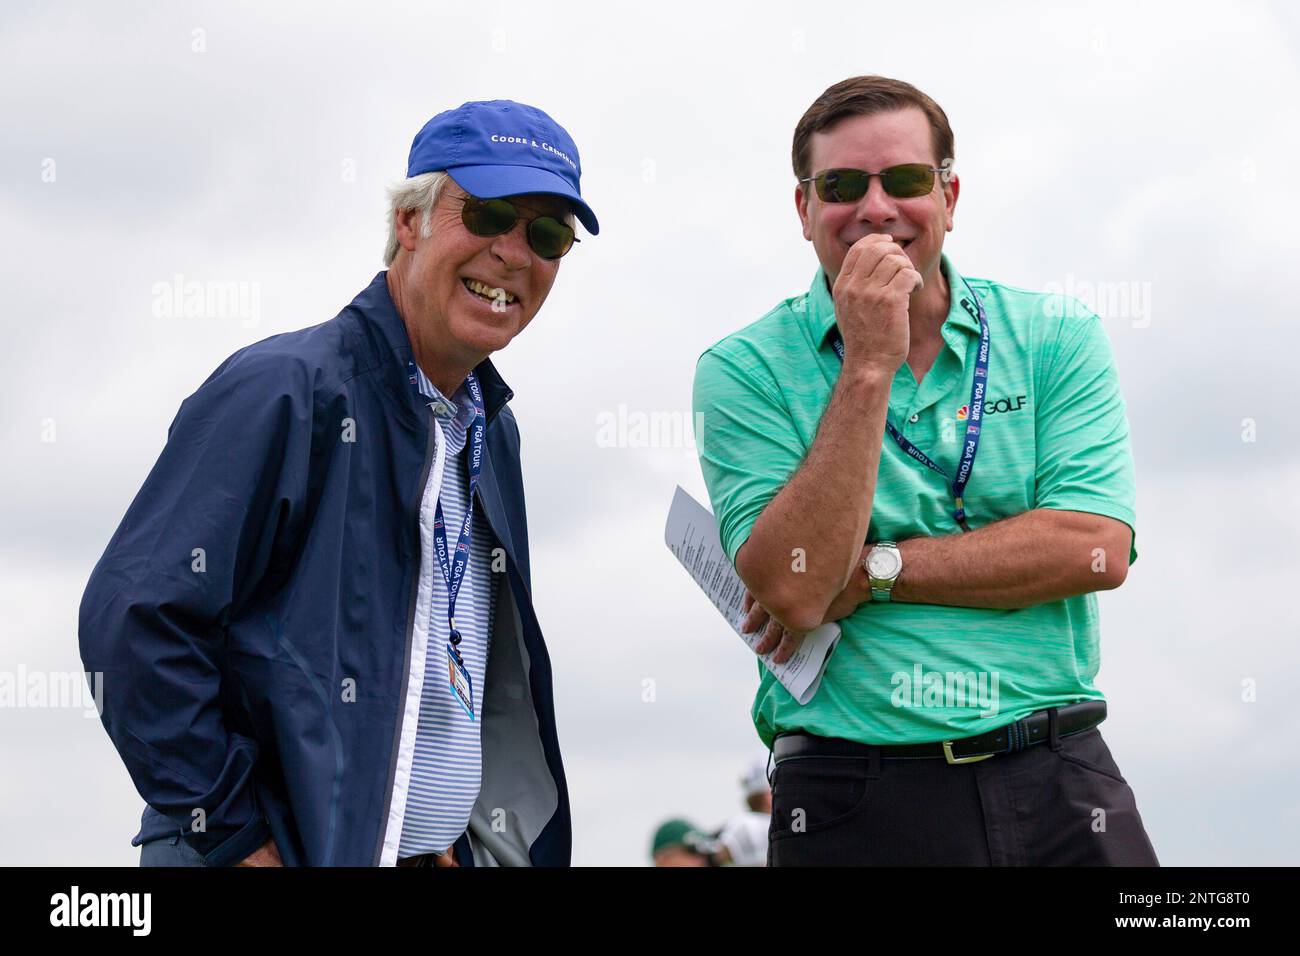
top-left (792, 76), bottom-right (954, 181)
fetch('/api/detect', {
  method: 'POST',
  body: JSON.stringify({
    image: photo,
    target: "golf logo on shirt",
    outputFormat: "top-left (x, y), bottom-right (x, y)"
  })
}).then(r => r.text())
top-left (956, 404), bottom-right (969, 421)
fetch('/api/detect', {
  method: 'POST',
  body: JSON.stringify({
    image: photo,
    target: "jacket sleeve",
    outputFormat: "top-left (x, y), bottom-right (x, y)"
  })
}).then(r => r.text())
top-left (78, 348), bottom-right (315, 865)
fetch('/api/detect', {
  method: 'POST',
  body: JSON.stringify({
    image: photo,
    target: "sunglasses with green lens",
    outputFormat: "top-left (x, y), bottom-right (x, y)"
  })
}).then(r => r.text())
top-left (458, 194), bottom-right (579, 260)
top-left (800, 164), bottom-right (945, 203)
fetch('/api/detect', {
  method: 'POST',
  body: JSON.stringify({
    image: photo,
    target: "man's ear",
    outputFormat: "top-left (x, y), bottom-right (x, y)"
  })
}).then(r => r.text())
top-left (942, 173), bottom-right (960, 232)
top-left (393, 207), bottom-right (422, 253)
top-left (795, 184), bottom-right (813, 241)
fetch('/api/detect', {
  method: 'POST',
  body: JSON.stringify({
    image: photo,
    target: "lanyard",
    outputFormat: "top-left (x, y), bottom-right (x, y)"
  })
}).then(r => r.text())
top-left (408, 361), bottom-right (486, 685)
top-left (827, 279), bottom-right (989, 532)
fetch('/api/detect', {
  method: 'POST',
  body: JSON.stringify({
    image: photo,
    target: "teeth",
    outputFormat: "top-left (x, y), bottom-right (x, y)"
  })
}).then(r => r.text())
top-left (463, 278), bottom-right (515, 304)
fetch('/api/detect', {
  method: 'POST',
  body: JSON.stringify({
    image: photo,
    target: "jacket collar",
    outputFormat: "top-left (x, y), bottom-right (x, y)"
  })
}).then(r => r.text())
top-left (350, 271), bottom-right (515, 427)
top-left (351, 272), bottom-right (527, 591)
top-left (804, 252), bottom-right (981, 350)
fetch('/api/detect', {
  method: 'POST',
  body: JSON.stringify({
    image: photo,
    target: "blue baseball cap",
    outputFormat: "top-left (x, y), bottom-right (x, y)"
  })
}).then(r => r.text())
top-left (406, 99), bottom-right (599, 236)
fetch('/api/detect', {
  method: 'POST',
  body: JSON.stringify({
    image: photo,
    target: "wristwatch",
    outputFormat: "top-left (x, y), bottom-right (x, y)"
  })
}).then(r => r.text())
top-left (865, 541), bottom-right (903, 602)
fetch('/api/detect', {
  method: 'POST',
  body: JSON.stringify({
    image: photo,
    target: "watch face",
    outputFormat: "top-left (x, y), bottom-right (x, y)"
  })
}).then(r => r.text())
top-left (868, 548), bottom-right (901, 578)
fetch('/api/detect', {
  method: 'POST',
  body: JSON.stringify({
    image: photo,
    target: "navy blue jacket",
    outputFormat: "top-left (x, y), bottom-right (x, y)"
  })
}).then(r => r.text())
top-left (78, 272), bottom-right (570, 866)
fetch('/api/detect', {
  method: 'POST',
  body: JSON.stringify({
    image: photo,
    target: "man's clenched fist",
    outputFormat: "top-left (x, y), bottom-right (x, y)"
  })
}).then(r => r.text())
top-left (831, 234), bottom-right (922, 374)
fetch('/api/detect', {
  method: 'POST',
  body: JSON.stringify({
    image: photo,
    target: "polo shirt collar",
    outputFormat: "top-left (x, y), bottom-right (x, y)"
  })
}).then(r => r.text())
top-left (806, 252), bottom-right (981, 349)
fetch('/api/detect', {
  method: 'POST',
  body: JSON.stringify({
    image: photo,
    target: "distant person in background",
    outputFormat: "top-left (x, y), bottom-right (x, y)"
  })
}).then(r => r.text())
top-left (716, 812), bottom-right (769, 867)
top-left (722, 757), bottom-right (771, 867)
top-left (651, 819), bottom-right (709, 867)
top-left (741, 756), bottom-right (773, 814)
top-left (649, 815), bottom-right (768, 867)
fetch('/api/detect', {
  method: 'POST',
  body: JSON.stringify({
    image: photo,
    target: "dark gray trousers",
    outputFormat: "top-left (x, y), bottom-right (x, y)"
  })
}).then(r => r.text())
top-left (768, 720), bottom-right (1159, 866)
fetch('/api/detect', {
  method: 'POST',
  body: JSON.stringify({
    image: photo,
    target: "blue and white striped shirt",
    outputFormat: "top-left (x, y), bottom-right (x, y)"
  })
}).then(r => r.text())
top-left (398, 365), bottom-right (498, 857)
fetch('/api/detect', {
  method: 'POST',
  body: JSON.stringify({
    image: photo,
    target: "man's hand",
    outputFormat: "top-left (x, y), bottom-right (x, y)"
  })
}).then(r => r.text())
top-left (741, 590), bottom-right (838, 666)
top-left (236, 838), bottom-right (283, 867)
top-left (831, 233), bottom-right (922, 373)
top-left (741, 590), bottom-right (807, 665)
top-left (741, 561), bottom-right (871, 665)
top-left (432, 847), bottom-right (459, 867)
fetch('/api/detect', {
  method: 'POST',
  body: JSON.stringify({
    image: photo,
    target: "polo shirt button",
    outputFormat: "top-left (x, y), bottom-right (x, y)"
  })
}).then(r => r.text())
top-left (909, 413), bottom-right (920, 423)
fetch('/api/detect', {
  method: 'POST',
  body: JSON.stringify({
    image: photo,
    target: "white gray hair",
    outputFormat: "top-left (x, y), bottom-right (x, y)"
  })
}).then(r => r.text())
top-left (383, 171), bottom-right (450, 266)
top-left (382, 169), bottom-right (580, 265)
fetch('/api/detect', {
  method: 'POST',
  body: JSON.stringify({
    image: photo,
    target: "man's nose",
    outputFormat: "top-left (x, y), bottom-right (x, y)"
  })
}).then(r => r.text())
top-left (854, 175), bottom-right (897, 227)
top-left (490, 222), bottom-right (532, 270)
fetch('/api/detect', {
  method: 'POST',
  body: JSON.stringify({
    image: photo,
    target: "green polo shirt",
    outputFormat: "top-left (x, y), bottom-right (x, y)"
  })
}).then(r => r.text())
top-left (692, 254), bottom-right (1138, 747)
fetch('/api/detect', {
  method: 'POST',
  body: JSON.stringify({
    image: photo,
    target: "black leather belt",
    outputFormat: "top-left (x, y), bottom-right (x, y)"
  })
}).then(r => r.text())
top-left (773, 699), bottom-right (1107, 766)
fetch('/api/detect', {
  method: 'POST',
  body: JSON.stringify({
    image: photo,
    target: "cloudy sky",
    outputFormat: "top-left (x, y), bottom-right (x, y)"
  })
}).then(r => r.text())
top-left (2, 0), bottom-right (1298, 866)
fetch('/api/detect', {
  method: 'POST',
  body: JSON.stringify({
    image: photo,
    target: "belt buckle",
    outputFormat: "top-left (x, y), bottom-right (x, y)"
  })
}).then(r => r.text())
top-left (942, 740), bottom-right (996, 765)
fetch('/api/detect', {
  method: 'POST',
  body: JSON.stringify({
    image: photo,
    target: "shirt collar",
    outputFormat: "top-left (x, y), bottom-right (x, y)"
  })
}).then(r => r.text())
top-left (410, 361), bottom-right (478, 431)
top-left (350, 270), bottom-right (514, 427)
top-left (805, 252), bottom-right (981, 349)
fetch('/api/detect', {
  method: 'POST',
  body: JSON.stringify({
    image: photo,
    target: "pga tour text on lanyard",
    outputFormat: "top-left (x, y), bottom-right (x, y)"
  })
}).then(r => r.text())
top-left (409, 360), bottom-right (486, 719)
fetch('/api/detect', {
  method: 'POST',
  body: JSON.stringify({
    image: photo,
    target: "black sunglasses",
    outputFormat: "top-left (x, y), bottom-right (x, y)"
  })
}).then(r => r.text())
top-left (458, 194), bottom-right (579, 260)
top-left (800, 164), bottom-right (945, 203)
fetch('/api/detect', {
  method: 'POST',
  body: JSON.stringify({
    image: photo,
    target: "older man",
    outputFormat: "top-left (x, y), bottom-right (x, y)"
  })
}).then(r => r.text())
top-left (79, 99), bottom-right (598, 867)
top-left (693, 76), bottom-right (1157, 865)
